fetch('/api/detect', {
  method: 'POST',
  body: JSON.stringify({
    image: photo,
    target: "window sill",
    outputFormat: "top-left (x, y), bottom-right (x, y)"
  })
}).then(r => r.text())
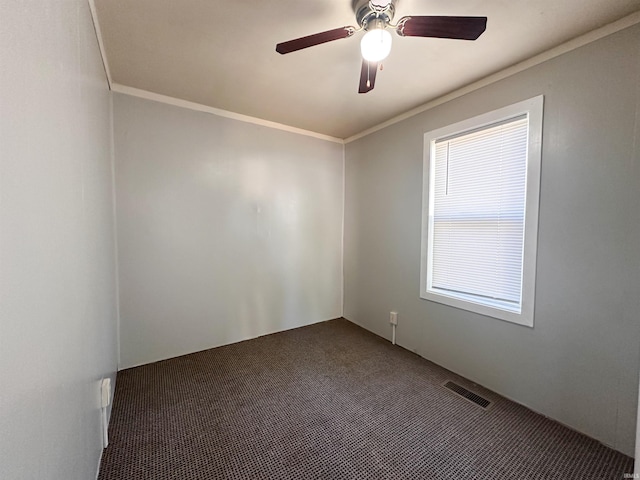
top-left (421, 289), bottom-right (534, 327)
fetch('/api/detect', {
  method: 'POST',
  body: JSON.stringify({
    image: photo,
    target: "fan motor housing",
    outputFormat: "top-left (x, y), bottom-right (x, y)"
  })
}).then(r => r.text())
top-left (353, 0), bottom-right (397, 29)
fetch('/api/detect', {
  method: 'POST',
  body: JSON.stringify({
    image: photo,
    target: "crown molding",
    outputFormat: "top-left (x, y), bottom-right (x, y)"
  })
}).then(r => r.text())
top-left (110, 84), bottom-right (345, 144)
top-left (88, 0), bottom-right (112, 89)
top-left (345, 10), bottom-right (640, 143)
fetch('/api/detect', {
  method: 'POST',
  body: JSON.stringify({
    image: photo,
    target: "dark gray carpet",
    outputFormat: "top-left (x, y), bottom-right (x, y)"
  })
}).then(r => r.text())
top-left (98, 318), bottom-right (633, 480)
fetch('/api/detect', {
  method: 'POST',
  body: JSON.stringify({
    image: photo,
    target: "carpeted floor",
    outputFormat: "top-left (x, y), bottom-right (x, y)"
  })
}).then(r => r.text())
top-left (98, 318), bottom-right (633, 480)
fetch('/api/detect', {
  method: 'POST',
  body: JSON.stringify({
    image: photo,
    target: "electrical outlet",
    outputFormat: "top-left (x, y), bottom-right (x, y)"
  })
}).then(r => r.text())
top-left (390, 311), bottom-right (398, 325)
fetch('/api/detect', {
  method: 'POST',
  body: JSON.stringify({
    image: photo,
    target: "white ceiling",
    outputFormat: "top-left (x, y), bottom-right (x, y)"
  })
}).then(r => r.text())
top-left (94, 0), bottom-right (640, 139)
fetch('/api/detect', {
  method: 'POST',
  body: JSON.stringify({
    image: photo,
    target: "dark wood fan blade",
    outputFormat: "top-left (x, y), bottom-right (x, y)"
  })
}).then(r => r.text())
top-left (358, 59), bottom-right (378, 94)
top-left (396, 16), bottom-right (487, 40)
top-left (276, 27), bottom-right (355, 54)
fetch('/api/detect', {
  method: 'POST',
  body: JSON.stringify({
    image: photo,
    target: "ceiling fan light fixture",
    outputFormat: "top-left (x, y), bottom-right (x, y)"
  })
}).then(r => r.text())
top-left (360, 27), bottom-right (392, 62)
top-left (275, 0), bottom-right (486, 94)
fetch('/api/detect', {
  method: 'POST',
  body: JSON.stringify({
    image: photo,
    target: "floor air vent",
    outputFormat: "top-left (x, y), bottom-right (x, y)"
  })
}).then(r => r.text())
top-left (443, 381), bottom-right (492, 409)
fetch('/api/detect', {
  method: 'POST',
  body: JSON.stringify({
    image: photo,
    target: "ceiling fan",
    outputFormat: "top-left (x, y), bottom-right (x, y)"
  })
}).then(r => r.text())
top-left (276, 0), bottom-right (487, 94)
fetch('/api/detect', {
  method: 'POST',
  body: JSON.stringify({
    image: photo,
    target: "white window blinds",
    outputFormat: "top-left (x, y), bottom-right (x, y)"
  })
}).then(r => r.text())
top-left (429, 115), bottom-right (529, 313)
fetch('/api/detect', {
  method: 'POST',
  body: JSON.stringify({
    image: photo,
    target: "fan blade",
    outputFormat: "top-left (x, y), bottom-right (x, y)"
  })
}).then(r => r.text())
top-left (396, 16), bottom-right (487, 40)
top-left (358, 60), bottom-right (378, 94)
top-left (276, 26), bottom-right (355, 54)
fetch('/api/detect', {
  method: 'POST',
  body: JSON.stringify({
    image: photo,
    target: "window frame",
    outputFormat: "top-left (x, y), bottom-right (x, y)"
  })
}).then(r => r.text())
top-left (420, 96), bottom-right (544, 327)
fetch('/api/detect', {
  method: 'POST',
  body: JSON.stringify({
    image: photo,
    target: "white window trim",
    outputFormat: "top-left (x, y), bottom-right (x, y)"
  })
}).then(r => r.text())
top-left (420, 95), bottom-right (544, 327)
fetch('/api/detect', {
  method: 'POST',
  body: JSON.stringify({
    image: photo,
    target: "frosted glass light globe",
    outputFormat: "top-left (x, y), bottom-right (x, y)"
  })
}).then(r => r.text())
top-left (360, 28), bottom-right (392, 62)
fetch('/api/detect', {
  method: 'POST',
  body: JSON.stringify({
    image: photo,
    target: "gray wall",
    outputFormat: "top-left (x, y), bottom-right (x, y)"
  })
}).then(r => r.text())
top-left (344, 25), bottom-right (640, 456)
top-left (0, 1), bottom-right (118, 479)
top-left (114, 94), bottom-right (344, 369)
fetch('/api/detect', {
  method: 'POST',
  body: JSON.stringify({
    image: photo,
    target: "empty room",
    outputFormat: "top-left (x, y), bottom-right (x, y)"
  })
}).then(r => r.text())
top-left (2, 0), bottom-right (640, 479)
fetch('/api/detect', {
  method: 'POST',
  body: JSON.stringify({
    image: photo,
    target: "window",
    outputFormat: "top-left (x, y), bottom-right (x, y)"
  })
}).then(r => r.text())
top-left (420, 96), bottom-right (543, 327)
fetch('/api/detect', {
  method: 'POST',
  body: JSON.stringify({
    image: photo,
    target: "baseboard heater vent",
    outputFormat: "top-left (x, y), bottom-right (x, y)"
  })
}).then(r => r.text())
top-left (443, 381), bottom-right (492, 409)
